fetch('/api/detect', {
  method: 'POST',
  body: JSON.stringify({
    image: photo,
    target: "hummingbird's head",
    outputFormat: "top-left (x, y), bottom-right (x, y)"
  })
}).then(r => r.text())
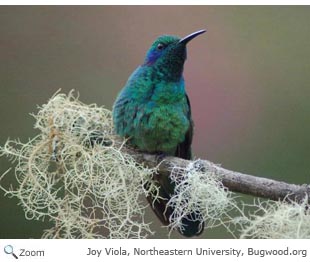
top-left (143, 30), bottom-right (206, 80)
top-left (144, 35), bottom-right (183, 66)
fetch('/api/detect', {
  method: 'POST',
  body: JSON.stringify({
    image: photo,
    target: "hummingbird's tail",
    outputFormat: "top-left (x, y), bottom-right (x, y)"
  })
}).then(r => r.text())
top-left (146, 175), bottom-right (204, 237)
top-left (178, 212), bottom-right (204, 237)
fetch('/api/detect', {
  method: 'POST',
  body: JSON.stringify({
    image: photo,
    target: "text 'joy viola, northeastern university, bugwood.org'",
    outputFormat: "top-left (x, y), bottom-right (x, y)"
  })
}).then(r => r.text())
top-left (86, 246), bottom-right (307, 258)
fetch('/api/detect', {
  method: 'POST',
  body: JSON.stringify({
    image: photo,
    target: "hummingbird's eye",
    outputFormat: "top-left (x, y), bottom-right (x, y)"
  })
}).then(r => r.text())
top-left (157, 43), bottom-right (165, 50)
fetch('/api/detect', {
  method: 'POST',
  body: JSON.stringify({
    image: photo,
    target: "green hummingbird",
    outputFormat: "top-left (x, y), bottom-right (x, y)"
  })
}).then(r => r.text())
top-left (113, 29), bottom-right (206, 237)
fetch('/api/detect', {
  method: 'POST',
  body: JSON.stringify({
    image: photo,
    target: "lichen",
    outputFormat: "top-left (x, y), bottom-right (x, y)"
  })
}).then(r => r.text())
top-left (0, 90), bottom-right (156, 238)
top-left (167, 161), bottom-right (238, 236)
top-left (238, 197), bottom-right (310, 239)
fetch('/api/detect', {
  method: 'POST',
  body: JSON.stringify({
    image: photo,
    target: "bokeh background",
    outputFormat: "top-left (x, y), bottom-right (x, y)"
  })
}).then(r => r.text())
top-left (0, 6), bottom-right (309, 238)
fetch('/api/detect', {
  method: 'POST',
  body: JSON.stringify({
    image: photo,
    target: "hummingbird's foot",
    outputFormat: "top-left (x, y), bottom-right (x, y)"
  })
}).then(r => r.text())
top-left (155, 152), bottom-right (167, 163)
top-left (193, 159), bottom-right (206, 172)
top-left (71, 117), bottom-right (112, 147)
top-left (88, 131), bottom-right (113, 147)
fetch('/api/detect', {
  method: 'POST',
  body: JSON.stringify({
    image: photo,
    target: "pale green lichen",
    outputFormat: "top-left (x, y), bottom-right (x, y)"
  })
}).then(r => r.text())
top-left (0, 90), bottom-right (157, 238)
top-left (167, 161), bottom-right (239, 236)
top-left (238, 197), bottom-right (310, 239)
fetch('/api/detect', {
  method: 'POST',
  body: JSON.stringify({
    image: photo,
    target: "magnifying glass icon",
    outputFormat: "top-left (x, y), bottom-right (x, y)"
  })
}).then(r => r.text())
top-left (4, 245), bottom-right (18, 259)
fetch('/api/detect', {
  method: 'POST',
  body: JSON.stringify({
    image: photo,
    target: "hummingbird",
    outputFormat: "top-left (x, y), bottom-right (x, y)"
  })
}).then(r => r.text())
top-left (112, 29), bottom-right (206, 237)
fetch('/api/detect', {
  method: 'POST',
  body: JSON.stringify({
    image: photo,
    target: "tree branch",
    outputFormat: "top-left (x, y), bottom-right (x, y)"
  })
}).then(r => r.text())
top-left (129, 151), bottom-right (310, 204)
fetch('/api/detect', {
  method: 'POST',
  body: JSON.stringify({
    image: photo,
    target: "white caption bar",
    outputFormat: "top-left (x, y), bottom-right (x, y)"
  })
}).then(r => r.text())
top-left (0, 239), bottom-right (309, 262)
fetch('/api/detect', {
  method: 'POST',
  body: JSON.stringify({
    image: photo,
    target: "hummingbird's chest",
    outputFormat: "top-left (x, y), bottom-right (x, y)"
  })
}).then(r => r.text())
top-left (113, 77), bottom-right (191, 154)
top-left (131, 88), bottom-right (190, 153)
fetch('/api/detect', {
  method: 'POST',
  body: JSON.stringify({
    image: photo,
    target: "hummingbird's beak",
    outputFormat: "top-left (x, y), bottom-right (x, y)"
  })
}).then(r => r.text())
top-left (179, 29), bottom-right (206, 45)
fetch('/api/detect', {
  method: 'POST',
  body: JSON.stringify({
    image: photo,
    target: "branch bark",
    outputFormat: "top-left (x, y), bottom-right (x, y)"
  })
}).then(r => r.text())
top-left (129, 151), bottom-right (310, 204)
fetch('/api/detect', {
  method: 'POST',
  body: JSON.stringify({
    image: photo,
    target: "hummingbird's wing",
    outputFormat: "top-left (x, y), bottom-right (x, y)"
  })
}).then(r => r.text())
top-left (175, 94), bottom-right (193, 160)
top-left (174, 94), bottom-right (204, 237)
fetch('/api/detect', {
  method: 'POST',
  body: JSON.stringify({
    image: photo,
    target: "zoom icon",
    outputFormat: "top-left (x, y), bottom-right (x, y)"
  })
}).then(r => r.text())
top-left (4, 245), bottom-right (18, 259)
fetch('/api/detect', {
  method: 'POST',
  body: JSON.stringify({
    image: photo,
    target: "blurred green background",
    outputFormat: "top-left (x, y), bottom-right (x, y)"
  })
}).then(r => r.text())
top-left (0, 6), bottom-right (309, 238)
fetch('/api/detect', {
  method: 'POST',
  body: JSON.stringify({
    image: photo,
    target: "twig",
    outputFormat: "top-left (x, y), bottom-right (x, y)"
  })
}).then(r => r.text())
top-left (130, 152), bottom-right (310, 204)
